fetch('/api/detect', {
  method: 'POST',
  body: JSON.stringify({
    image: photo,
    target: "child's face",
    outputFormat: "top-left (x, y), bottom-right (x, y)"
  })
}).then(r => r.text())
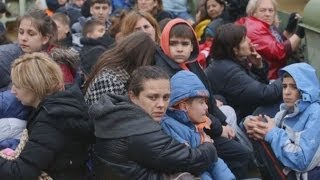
top-left (185, 97), bottom-right (208, 124)
top-left (18, 19), bottom-right (49, 53)
top-left (282, 76), bottom-right (300, 108)
top-left (87, 25), bottom-right (106, 39)
top-left (90, 3), bottom-right (110, 23)
top-left (169, 36), bottom-right (193, 64)
top-left (53, 19), bottom-right (70, 40)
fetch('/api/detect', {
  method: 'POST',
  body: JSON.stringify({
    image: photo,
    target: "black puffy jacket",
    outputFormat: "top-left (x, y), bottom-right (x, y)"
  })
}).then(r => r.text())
top-left (205, 59), bottom-right (282, 119)
top-left (0, 85), bottom-right (93, 179)
top-left (91, 94), bottom-right (217, 180)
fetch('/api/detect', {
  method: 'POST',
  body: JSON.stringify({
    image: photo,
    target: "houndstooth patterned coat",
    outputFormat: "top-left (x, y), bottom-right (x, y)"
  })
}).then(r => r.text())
top-left (84, 67), bottom-right (130, 105)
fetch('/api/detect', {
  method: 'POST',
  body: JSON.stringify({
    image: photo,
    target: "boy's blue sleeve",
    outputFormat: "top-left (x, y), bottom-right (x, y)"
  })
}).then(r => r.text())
top-left (160, 118), bottom-right (201, 148)
top-left (265, 110), bottom-right (320, 171)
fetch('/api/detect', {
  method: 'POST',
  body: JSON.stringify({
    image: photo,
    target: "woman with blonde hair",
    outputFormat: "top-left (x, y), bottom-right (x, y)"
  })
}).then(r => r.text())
top-left (120, 10), bottom-right (161, 43)
top-left (236, 0), bottom-right (304, 79)
top-left (0, 52), bottom-right (92, 179)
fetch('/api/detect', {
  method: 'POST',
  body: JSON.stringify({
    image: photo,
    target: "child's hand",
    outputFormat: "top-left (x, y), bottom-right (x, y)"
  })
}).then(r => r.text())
top-left (203, 134), bottom-right (214, 143)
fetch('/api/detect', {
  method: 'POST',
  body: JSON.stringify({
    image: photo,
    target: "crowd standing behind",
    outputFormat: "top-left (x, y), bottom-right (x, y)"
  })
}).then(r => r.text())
top-left (0, 0), bottom-right (317, 179)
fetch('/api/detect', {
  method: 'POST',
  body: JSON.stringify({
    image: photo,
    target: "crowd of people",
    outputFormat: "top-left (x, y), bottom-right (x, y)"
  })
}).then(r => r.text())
top-left (0, 0), bottom-right (319, 179)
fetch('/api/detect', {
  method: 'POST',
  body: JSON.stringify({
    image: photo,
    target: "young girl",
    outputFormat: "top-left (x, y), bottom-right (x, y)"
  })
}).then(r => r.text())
top-left (0, 8), bottom-right (58, 91)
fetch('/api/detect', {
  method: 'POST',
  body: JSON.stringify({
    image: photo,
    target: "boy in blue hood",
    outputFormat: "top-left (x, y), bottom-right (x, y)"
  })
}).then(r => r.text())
top-left (161, 70), bottom-right (235, 180)
top-left (244, 62), bottom-right (320, 179)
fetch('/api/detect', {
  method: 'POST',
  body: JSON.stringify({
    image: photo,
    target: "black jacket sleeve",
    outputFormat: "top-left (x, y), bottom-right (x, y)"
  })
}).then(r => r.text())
top-left (204, 114), bottom-right (223, 138)
top-left (206, 60), bottom-right (282, 106)
top-left (129, 129), bottom-right (217, 175)
top-left (0, 113), bottom-right (67, 180)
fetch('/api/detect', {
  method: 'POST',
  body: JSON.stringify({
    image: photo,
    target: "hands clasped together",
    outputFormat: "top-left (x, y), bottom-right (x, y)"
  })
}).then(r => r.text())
top-left (243, 115), bottom-right (276, 140)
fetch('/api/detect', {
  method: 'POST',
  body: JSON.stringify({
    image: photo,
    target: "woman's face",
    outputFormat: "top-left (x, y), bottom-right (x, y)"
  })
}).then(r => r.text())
top-left (234, 36), bottom-right (252, 59)
top-left (137, 0), bottom-right (157, 13)
top-left (134, 17), bottom-right (156, 42)
top-left (18, 19), bottom-right (49, 53)
top-left (206, 0), bottom-right (224, 19)
top-left (253, 0), bottom-right (275, 25)
top-left (130, 79), bottom-right (170, 122)
top-left (11, 84), bottom-right (40, 107)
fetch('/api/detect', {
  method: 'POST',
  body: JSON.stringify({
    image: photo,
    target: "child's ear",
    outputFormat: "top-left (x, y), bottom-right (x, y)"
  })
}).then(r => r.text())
top-left (177, 101), bottom-right (188, 111)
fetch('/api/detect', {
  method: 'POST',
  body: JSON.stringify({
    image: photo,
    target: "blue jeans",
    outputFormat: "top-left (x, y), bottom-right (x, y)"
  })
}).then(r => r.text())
top-left (201, 158), bottom-right (236, 180)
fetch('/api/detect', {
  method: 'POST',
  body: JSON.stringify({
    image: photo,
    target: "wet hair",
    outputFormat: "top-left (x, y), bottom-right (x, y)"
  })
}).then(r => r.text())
top-left (52, 12), bottom-right (71, 27)
top-left (90, 0), bottom-right (111, 7)
top-left (128, 66), bottom-right (169, 96)
top-left (82, 19), bottom-right (105, 37)
top-left (211, 23), bottom-right (246, 60)
top-left (246, 0), bottom-right (279, 26)
top-left (84, 31), bottom-right (156, 91)
top-left (120, 11), bottom-right (161, 43)
top-left (17, 8), bottom-right (58, 45)
top-left (11, 52), bottom-right (64, 101)
top-left (169, 23), bottom-right (195, 42)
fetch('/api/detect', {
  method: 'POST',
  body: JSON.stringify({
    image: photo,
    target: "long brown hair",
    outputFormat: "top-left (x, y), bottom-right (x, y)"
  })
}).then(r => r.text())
top-left (83, 31), bottom-right (156, 91)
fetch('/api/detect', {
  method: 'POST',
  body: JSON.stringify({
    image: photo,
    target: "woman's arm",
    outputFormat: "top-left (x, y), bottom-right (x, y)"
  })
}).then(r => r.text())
top-left (129, 129), bottom-right (217, 175)
top-left (0, 119), bottom-right (67, 179)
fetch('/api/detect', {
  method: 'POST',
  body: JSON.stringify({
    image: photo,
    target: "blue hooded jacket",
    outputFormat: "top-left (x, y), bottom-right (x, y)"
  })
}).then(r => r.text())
top-left (0, 90), bottom-right (30, 119)
top-left (161, 70), bottom-right (210, 148)
top-left (265, 63), bottom-right (320, 173)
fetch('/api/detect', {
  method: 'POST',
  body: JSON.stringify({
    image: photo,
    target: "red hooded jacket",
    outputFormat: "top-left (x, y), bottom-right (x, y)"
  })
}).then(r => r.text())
top-left (236, 16), bottom-right (292, 79)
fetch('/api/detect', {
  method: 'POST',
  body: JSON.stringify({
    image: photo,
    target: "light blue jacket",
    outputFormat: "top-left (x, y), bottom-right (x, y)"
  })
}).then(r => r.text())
top-left (265, 63), bottom-right (320, 173)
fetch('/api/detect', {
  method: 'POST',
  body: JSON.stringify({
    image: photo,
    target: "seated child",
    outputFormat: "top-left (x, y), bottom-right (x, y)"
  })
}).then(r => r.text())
top-left (244, 62), bottom-right (320, 179)
top-left (161, 70), bottom-right (235, 180)
top-left (52, 13), bottom-right (73, 48)
top-left (155, 18), bottom-right (250, 178)
top-left (80, 19), bottom-right (114, 77)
